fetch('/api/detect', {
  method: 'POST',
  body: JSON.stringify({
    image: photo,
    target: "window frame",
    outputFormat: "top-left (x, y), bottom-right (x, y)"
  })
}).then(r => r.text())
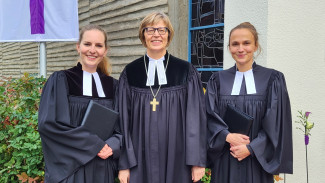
top-left (188, 0), bottom-right (224, 72)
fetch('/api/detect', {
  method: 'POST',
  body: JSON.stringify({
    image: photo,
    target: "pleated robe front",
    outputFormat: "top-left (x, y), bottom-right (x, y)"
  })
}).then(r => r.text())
top-left (206, 64), bottom-right (293, 183)
top-left (118, 55), bottom-right (207, 183)
top-left (38, 66), bottom-right (122, 183)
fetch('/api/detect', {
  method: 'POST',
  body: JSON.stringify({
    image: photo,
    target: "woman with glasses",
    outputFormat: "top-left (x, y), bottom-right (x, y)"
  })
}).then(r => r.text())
top-left (117, 12), bottom-right (207, 183)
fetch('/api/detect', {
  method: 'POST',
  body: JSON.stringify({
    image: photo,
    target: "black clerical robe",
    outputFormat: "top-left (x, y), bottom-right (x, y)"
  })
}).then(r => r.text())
top-left (206, 63), bottom-right (293, 183)
top-left (38, 63), bottom-right (122, 183)
top-left (118, 53), bottom-right (207, 183)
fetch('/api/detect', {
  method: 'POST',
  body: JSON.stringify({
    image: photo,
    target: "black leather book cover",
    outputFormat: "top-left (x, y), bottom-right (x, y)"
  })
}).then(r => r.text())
top-left (224, 104), bottom-right (253, 135)
top-left (81, 100), bottom-right (119, 140)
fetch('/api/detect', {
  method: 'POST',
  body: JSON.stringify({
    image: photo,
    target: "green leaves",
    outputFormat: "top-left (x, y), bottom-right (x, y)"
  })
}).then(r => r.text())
top-left (201, 168), bottom-right (212, 182)
top-left (295, 110), bottom-right (315, 136)
top-left (0, 73), bottom-right (46, 182)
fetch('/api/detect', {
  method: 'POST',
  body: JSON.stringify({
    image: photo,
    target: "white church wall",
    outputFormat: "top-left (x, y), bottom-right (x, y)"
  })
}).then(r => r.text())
top-left (225, 0), bottom-right (325, 182)
top-left (267, 1), bottom-right (325, 183)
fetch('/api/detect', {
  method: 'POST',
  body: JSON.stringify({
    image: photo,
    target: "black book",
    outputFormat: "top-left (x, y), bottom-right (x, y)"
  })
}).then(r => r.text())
top-left (224, 104), bottom-right (253, 135)
top-left (81, 100), bottom-right (119, 140)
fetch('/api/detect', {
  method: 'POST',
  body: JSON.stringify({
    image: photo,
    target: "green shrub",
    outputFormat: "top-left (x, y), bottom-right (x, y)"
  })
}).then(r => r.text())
top-left (201, 168), bottom-right (211, 183)
top-left (0, 73), bottom-right (46, 183)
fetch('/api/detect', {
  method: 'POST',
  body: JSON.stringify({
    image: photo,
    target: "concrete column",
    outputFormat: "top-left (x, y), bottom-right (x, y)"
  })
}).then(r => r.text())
top-left (168, 0), bottom-right (189, 61)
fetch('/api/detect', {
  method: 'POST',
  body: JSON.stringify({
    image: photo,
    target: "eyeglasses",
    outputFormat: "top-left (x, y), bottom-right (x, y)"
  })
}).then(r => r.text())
top-left (144, 27), bottom-right (169, 35)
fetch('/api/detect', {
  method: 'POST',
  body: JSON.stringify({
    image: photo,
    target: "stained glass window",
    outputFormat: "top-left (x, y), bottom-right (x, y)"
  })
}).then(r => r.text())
top-left (191, 0), bottom-right (224, 27)
top-left (189, 0), bottom-right (225, 86)
top-left (191, 27), bottom-right (223, 69)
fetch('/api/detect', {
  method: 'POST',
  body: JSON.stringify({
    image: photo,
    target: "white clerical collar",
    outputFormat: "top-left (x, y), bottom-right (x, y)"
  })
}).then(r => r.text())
top-left (83, 71), bottom-right (106, 97)
top-left (146, 54), bottom-right (167, 86)
top-left (231, 68), bottom-right (256, 95)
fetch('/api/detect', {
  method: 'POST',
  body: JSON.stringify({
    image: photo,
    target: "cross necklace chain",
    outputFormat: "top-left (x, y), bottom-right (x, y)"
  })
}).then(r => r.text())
top-left (143, 53), bottom-right (170, 111)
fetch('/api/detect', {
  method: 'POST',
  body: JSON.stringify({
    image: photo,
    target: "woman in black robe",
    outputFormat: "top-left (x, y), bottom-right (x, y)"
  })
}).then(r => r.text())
top-left (206, 22), bottom-right (293, 183)
top-left (118, 12), bottom-right (207, 183)
top-left (38, 25), bottom-right (122, 183)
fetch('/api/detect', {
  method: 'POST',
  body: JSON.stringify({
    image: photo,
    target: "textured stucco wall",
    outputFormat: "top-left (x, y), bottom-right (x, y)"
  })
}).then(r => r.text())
top-left (223, 0), bottom-right (268, 69)
top-left (225, 0), bottom-right (325, 182)
top-left (268, 1), bottom-right (325, 183)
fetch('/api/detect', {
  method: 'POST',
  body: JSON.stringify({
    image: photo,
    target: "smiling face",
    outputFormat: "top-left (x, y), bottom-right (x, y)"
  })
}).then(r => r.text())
top-left (144, 20), bottom-right (169, 56)
top-left (229, 28), bottom-right (258, 71)
top-left (76, 29), bottom-right (108, 73)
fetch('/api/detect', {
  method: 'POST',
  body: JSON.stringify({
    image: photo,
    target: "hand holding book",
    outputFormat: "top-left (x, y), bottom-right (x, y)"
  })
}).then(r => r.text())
top-left (224, 104), bottom-right (253, 161)
top-left (226, 133), bottom-right (250, 146)
top-left (97, 144), bottom-right (113, 159)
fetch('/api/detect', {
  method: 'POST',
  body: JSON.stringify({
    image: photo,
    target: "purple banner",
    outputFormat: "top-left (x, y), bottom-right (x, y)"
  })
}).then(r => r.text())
top-left (30, 0), bottom-right (45, 34)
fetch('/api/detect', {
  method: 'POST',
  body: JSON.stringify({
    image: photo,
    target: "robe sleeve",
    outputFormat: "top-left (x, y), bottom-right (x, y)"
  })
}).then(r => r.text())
top-left (205, 73), bottom-right (230, 166)
top-left (38, 71), bottom-right (106, 182)
top-left (118, 69), bottom-right (137, 170)
top-left (249, 71), bottom-right (293, 174)
top-left (106, 78), bottom-right (123, 159)
top-left (185, 65), bottom-right (207, 167)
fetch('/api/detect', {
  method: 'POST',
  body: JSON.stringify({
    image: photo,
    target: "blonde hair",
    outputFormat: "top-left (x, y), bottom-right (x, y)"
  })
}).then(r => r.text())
top-left (138, 12), bottom-right (174, 47)
top-left (78, 24), bottom-right (111, 76)
top-left (228, 22), bottom-right (261, 56)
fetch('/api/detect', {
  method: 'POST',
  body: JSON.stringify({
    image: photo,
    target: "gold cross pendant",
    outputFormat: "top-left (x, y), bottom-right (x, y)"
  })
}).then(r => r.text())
top-left (150, 97), bottom-right (159, 111)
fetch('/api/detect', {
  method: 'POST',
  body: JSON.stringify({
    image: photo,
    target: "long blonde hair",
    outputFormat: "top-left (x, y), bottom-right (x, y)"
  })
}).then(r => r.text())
top-left (78, 24), bottom-right (111, 76)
